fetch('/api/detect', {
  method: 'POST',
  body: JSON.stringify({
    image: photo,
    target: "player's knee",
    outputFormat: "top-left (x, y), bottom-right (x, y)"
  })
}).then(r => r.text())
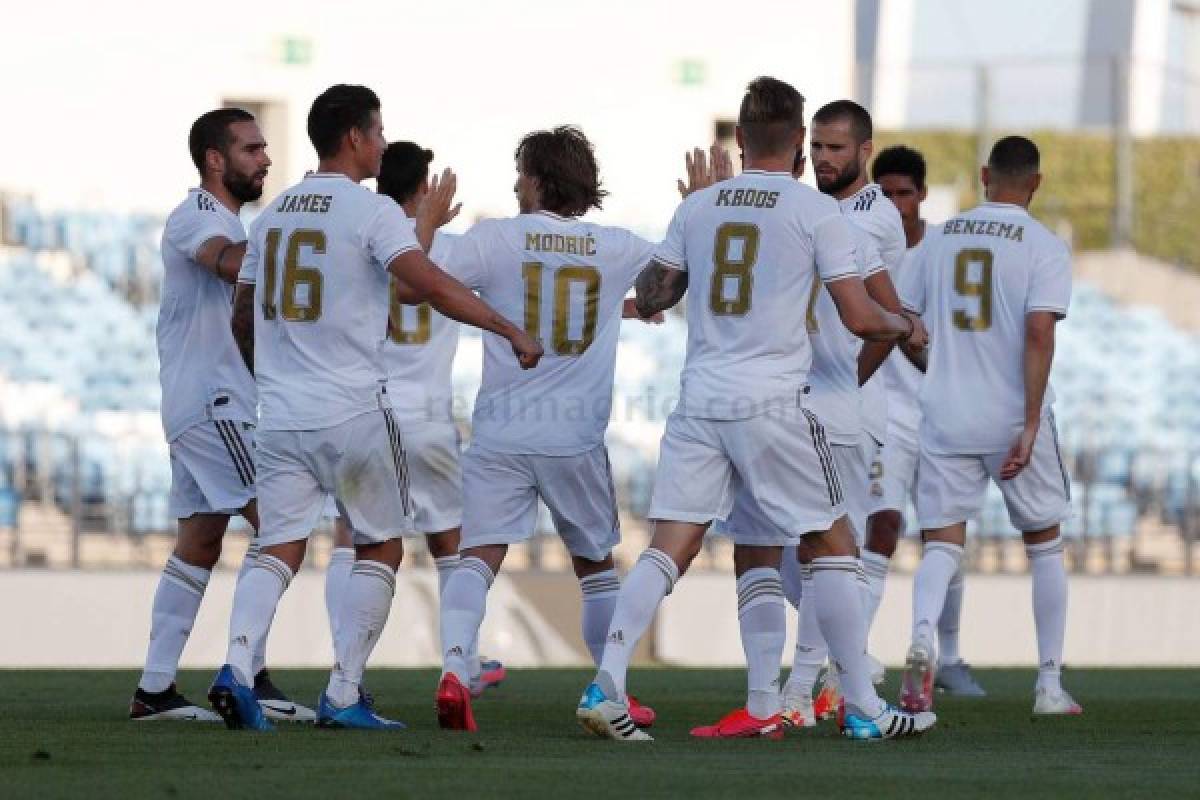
top-left (732, 544), bottom-right (781, 576)
top-left (425, 529), bottom-right (461, 558)
top-left (866, 511), bottom-right (903, 557)
top-left (572, 552), bottom-right (615, 579)
top-left (356, 537), bottom-right (404, 570)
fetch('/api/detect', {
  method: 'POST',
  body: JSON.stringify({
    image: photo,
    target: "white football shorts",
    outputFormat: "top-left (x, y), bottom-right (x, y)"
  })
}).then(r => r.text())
top-left (168, 419), bottom-right (256, 519)
top-left (719, 430), bottom-right (866, 546)
top-left (256, 409), bottom-right (414, 547)
top-left (650, 407), bottom-right (846, 538)
top-left (320, 420), bottom-right (462, 535)
top-left (866, 424), bottom-right (919, 519)
top-left (459, 443), bottom-right (619, 562)
top-left (916, 413), bottom-right (1071, 533)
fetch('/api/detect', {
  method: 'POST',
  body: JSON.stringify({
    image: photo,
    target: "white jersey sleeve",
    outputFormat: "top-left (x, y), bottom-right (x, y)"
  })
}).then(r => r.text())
top-left (653, 200), bottom-right (690, 269)
top-left (164, 193), bottom-right (239, 258)
top-left (1027, 238), bottom-right (1072, 317)
top-left (812, 214), bottom-right (861, 283)
top-left (440, 220), bottom-right (497, 290)
top-left (363, 202), bottom-right (422, 272)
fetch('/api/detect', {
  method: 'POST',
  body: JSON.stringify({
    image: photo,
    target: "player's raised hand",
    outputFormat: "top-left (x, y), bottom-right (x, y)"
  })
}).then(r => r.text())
top-left (676, 143), bottom-right (735, 197)
top-left (1000, 426), bottom-right (1038, 480)
top-left (509, 329), bottom-right (544, 369)
top-left (709, 143), bottom-right (734, 182)
top-left (418, 167), bottom-right (463, 229)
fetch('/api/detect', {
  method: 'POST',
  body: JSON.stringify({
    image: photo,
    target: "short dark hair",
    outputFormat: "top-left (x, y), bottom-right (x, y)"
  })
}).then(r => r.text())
top-left (378, 142), bottom-right (434, 206)
top-left (738, 76), bottom-right (806, 157)
top-left (307, 84), bottom-right (380, 159)
top-left (813, 100), bottom-right (873, 145)
top-left (188, 108), bottom-right (255, 174)
top-left (987, 135), bottom-right (1040, 178)
top-left (872, 145), bottom-right (927, 189)
top-left (514, 126), bottom-right (607, 217)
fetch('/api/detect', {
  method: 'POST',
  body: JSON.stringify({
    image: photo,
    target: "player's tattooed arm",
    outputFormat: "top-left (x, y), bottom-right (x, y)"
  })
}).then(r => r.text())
top-left (230, 282), bottom-right (255, 374)
top-left (634, 260), bottom-right (688, 318)
top-left (194, 237), bottom-right (246, 284)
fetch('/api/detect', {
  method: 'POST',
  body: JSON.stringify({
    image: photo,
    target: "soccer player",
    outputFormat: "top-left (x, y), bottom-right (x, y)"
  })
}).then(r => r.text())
top-left (898, 136), bottom-right (1079, 716)
top-left (433, 126), bottom-right (660, 732)
top-left (324, 141), bottom-right (504, 698)
top-left (131, 108), bottom-right (310, 723)
top-left (578, 77), bottom-right (934, 742)
top-left (208, 84), bottom-right (542, 731)
top-left (868, 145), bottom-right (984, 697)
top-left (779, 100), bottom-right (908, 725)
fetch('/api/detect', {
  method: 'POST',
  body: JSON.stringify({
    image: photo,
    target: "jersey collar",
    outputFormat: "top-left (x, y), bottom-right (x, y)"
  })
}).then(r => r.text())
top-left (741, 169), bottom-right (791, 177)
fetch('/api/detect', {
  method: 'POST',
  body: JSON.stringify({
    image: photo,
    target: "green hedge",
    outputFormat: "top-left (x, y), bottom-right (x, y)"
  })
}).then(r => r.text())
top-left (874, 131), bottom-right (1200, 270)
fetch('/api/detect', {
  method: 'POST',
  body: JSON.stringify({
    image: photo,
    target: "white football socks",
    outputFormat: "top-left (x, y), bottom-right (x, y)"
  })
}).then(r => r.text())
top-left (597, 548), bottom-right (678, 699)
top-left (778, 545), bottom-right (803, 609)
top-left (811, 555), bottom-right (884, 718)
top-left (938, 563), bottom-right (965, 666)
top-left (439, 556), bottom-right (493, 685)
top-left (911, 541), bottom-right (964, 652)
top-left (139, 555), bottom-right (210, 693)
top-left (737, 567), bottom-right (786, 719)
top-left (324, 547), bottom-right (354, 642)
top-left (785, 563), bottom-right (825, 698)
top-left (237, 542), bottom-right (269, 678)
top-left (580, 568), bottom-right (621, 665)
top-left (861, 550), bottom-right (890, 630)
top-left (1026, 535), bottom-right (1068, 692)
top-left (226, 553), bottom-right (292, 686)
top-left (434, 554), bottom-right (461, 597)
top-left (326, 559), bottom-right (397, 708)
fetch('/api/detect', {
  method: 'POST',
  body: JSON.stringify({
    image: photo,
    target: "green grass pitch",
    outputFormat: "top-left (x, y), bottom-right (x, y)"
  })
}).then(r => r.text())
top-left (1, 668), bottom-right (1196, 798)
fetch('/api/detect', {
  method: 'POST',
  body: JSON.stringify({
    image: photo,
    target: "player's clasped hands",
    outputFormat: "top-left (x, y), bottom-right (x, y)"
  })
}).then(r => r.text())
top-left (903, 312), bottom-right (929, 351)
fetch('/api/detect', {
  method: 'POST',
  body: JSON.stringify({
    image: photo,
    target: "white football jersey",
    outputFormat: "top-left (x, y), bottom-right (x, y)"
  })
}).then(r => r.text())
top-left (841, 184), bottom-right (906, 443)
top-left (384, 231), bottom-right (461, 423)
top-left (901, 202), bottom-right (1072, 454)
top-left (880, 242), bottom-right (926, 438)
top-left (239, 172), bottom-right (421, 431)
top-left (157, 188), bottom-right (257, 442)
top-left (805, 225), bottom-right (880, 445)
top-left (657, 170), bottom-right (860, 420)
top-left (445, 211), bottom-right (655, 455)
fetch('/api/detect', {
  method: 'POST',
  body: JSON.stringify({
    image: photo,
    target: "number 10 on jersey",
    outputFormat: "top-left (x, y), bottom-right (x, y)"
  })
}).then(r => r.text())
top-left (522, 262), bottom-right (600, 355)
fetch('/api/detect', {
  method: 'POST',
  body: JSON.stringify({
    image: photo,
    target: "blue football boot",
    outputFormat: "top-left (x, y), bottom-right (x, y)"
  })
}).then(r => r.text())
top-left (316, 691), bottom-right (407, 730)
top-left (208, 664), bottom-right (274, 731)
